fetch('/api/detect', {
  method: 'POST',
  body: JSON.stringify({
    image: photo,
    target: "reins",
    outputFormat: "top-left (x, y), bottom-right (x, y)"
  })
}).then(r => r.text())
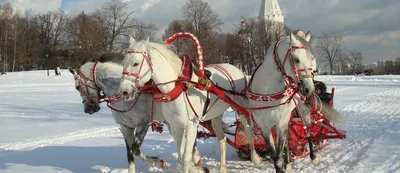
top-left (74, 61), bottom-right (140, 113)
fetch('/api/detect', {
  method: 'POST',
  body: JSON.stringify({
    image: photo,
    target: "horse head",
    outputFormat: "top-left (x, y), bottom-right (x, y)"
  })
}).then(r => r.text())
top-left (119, 37), bottom-right (154, 100)
top-left (284, 31), bottom-right (316, 98)
top-left (119, 36), bottom-right (182, 101)
top-left (69, 59), bottom-right (103, 114)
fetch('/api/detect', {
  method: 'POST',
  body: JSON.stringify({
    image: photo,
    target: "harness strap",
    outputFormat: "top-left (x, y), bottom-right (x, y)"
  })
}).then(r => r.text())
top-left (152, 79), bottom-right (186, 102)
top-left (206, 64), bottom-right (236, 91)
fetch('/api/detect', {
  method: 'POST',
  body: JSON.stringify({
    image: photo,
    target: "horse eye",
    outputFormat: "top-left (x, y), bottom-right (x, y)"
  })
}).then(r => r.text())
top-left (133, 62), bottom-right (139, 66)
top-left (294, 58), bottom-right (300, 63)
top-left (76, 86), bottom-right (80, 90)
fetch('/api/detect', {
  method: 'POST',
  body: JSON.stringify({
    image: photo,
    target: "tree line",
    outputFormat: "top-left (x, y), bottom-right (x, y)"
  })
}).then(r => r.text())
top-left (1, 0), bottom-right (395, 76)
top-left (0, 0), bottom-right (156, 74)
top-left (316, 32), bottom-right (400, 75)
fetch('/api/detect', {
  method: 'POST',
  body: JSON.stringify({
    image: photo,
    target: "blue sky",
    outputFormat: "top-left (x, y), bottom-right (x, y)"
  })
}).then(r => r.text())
top-left (1, 0), bottom-right (399, 65)
top-left (60, 0), bottom-right (80, 11)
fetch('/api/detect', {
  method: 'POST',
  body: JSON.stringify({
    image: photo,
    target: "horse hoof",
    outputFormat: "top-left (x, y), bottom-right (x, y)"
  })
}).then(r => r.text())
top-left (286, 163), bottom-right (292, 173)
top-left (160, 160), bottom-right (168, 168)
top-left (202, 167), bottom-right (210, 173)
top-left (252, 155), bottom-right (262, 166)
top-left (311, 155), bottom-right (320, 165)
top-left (219, 168), bottom-right (227, 173)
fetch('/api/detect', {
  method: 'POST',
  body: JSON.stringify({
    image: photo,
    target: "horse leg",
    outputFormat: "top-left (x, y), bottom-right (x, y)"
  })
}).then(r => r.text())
top-left (260, 126), bottom-right (276, 161)
top-left (183, 120), bottom-right (202, 173)
top-left (298, 101), bottom-right (320, 165)
top-left (169, 125), bottom-right (185, 166)
top-left (301, 114), bottom-right (320, 165)
top-left (239, 114), bottom-right (262, 166)
top-left (192, 139), bottom-right (203, 166)
top-left (273, 124), bottom-right (292, 173)
top-left (211, 115), bottom-right (227, 173)
top-left (166, 122), bottom-right (185, 165)
top-left (180, 132), bottom-right (203, 167)
top-left (124, 140), bottom-right (136, 173)
top-left (119, 125), bottom-right (136, 173)
top-left (132, 124), bottom-right (167, 168)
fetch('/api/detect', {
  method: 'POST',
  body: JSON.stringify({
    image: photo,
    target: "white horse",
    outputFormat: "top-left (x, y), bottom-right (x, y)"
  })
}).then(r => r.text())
top-left (241, 31), bottom-right (345, 173)
top-left (68, 55), bottom-right (203, 173)
top-left (118, 37), bottom-right (248, 173)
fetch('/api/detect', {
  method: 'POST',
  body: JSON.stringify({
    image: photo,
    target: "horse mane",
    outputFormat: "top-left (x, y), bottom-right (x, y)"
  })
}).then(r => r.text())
top-left (128, 40), bottom-right (182, 75)
top-left (294, 35), bottom-right (313, 53)
top-left (150, 42), bottom-right (182, 74)
top-left (275, 33), bottom-right (314, 61)
top-left (80, 53), bottom-right (125, 67)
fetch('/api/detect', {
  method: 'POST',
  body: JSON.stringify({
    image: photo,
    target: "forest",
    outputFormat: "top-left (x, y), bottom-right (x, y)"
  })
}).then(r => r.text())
top-left (0, 0), bottom-right (397, 75)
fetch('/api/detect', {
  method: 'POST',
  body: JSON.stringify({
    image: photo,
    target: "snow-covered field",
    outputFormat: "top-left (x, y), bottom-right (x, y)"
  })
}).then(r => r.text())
top-left (1, 70), bottom-right (400, 173)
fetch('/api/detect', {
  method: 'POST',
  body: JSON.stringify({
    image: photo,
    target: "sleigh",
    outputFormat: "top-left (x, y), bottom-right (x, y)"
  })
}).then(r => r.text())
top-left (158, 32), bottom-right (346, 162)
top-left (196, 87), bottom-right (346, 161)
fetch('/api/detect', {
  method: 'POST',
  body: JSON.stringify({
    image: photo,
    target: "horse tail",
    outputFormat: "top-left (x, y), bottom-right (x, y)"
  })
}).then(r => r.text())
top-left (319, 102), bottom-right (344, 123)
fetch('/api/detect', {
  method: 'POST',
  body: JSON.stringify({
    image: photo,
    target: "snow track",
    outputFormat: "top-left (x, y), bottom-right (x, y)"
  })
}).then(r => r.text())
top-left (289, 87), bottom-right (400, 173)
top-left (0, 126), bottom-right (120, 151)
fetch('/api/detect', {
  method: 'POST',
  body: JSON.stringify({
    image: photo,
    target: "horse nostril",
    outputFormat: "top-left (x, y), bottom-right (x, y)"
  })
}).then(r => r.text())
top-left (122, 91), bottom-right (128, 96)
top-left (305, 88), bottom-right (310, 95)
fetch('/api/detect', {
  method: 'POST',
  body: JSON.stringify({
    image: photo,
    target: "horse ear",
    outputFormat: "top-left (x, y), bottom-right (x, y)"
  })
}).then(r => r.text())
top-left (290, 31), bottom-right (300, 45)
top-left (129, 37), bottom-right (136, 47)
top-left (68, 68), bottom-right (75, 75)
top-left (290, 31), bottom-right (295, 42)
top-left (146, 36), bottom-right (150, 44)
top-left (305, 31), bottom-right (312, 43)
top-left (99, 54), bottom-right (108, 62)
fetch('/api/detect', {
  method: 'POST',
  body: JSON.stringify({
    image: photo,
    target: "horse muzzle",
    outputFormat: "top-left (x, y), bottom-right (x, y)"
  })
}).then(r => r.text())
top-left (84, 104), bottom-right (100, 114)
top-left (299, 80), bottom-right (314, 98)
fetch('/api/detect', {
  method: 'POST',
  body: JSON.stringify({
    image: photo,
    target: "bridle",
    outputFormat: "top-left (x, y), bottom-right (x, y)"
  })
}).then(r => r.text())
top-left (74, 61), bottom-right (106, 106)
top-left (121, 50), bottom-right (154, 90)
top-left (273, 36), bottom-right (314, 96)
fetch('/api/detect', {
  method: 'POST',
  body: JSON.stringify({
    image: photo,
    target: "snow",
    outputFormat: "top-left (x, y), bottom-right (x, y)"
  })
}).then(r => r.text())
top-left (1, 71), bottom-right (400, 173)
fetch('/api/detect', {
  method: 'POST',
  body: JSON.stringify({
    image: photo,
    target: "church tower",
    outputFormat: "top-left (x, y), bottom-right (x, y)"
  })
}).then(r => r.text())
top-left (258, 0), bottom-right (284, 24)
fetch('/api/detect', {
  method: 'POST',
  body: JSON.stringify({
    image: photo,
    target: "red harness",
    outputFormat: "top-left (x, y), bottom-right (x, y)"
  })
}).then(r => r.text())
top-left (121, 52), bottom-right (196, 103)
top-left (151, 56), bottom-right (194, 102)
top-left (75, 61), bottom-right (107, 106)
top-left (120, 49), bottom-right (243, 120)
top-left (74, 61), bottom-right (138, 112)
top-left (245, 37), bottom-right (313, 110)
top-left (73, 60), bottom-right (163, 133)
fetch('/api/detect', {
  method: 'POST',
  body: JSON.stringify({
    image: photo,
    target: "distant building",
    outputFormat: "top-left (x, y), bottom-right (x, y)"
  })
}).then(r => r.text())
top-left (258, 0), bottom-right (284, 24)
top-left (363, 59), bottom-right (398, 69)
top-left (237, 0), bottom-right (319, 73)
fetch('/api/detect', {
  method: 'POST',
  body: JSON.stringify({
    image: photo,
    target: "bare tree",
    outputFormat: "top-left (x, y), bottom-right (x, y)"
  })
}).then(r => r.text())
top-left (95, 0), bottom-right (140, 52)
top-left (228, 17), bottom-right (286, 74)
top-left (316, 32), bottom-right (344, 74)
top-left (223, 33), bottom-right (245, 70)
top-left (35, 11), bottom-right (67, 74)
top-left (162, 20), bottom-right (186, 55)
top-left (0, 1), bottom-right (155, 72)
top-left (347, 50), bottom-right (363, 74)
top-left (66, 11), bottom-right (107, 53)
top-left (0, 2), bottom-right (13, 73)
top-left (130, 20), bottom-right (157, 41)
top-left (182, 0), bottom-right (223, 38)
top-left (181, 0), bottom-right (223, 64)
top-left (18, 10), bottom-right (40, 70)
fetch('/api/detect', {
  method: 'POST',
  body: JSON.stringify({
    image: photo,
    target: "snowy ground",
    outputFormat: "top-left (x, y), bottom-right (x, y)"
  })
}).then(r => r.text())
top-left (1, 70), bottom-right (400, 173)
